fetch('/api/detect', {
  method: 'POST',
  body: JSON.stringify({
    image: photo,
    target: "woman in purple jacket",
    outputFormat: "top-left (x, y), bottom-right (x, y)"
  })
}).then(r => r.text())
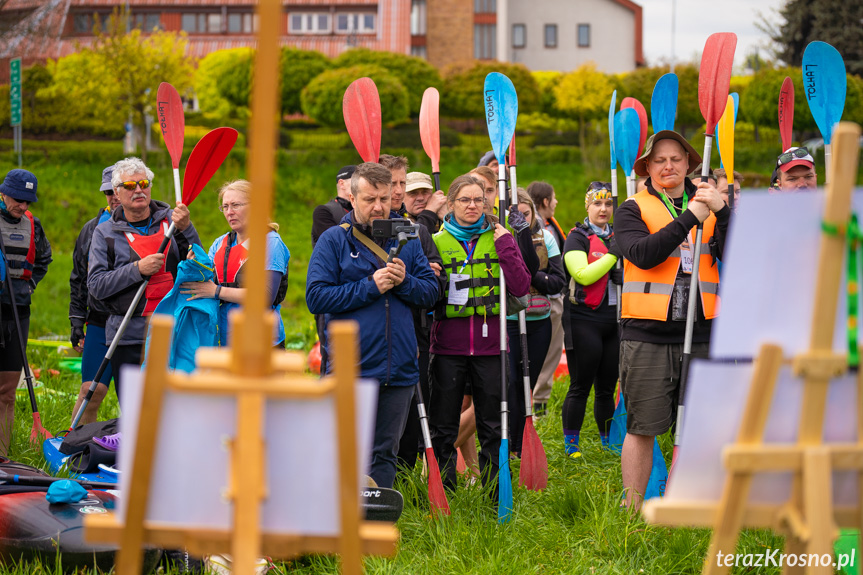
top-left (429, 174), bottom-right (530, 496)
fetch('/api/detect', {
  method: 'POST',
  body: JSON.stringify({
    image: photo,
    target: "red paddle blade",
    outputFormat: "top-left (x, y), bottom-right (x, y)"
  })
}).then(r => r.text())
top-left (157, 83), bottom-right (185, 169)
top-left (698, 33), bottom-right (737, 136)
top-left (343, 78), bottom-right (382, 164)
top-left (424, 447), bottom-right (451, 516)
top-left (621, 97), bottom-right (648, 157)
top-left (778, 76), bottom-right (795, 151)
top-left (29, 412), bottom-right (52, 444)
top-left (419, 87), bottom-right (441, 173)
top-left (509, 134), bottom-right (517, 166)
top-left (182, 127), bottom-right (238, 206)
top-left (519, 418), bottom-right (547, 491)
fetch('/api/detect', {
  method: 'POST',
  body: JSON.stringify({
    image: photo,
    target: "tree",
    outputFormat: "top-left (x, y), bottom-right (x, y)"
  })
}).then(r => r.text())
top-left (280, 47), bottom-right (331, 115)
top-left (301, 65), bottom-right (409, 128)
top-left (532, 70), bottom-right (563, 116)
top-left (760, 0), bottom-right (863, 76)
top-left (440, 61), bottom-right (540, 120)
top-left (196, 48), bottom-right (254, 119)
top-left (553, 63), bottom-right (613, 160)
top-left (333, 48), bottom-right (441, 116)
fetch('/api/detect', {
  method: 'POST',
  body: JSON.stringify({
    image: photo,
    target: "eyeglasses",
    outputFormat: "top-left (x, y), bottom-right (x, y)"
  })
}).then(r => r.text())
top-left (219, 202), bottom-right (248, 213)
top-left (120, 179), bottom-right (151, 191)
top-left (455, 197), bottom-right (487, 207)
top-left (588, 181), bottom-right (612, 192)
top-left (777, 148), bottom-right (812, 165)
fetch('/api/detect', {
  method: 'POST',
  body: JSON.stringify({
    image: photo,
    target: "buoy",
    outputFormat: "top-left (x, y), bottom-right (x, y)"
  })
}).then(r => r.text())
top-left (554, 349), bottom-right (568, 379)
top-left (308, 341), bottom-right (322, 375)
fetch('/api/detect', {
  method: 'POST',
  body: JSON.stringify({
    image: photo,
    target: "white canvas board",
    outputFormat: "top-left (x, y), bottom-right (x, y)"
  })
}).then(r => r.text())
top-left (669, 359), bottom-right (858, 506)
top-left (711, 189), bottom-right (863, 358)
top-left (118, 366), bottom-right (379, 535)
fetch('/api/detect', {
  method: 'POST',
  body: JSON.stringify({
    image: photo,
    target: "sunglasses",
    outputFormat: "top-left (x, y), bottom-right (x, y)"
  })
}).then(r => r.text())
top-left (120, 179), bottom-right (151, 191)
top-left (777, 148), bottom-right (811, 165)
top-left (588, 181), bottom-right (612, 192)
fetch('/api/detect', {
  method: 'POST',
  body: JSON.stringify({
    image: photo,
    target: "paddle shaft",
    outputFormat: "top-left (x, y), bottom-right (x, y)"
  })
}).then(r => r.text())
top-left (172, 168), bottom-right (182, 204)
top-left (0, 235), bottom-right (40, 415)
top-left (0, 472), bottom-right (115, 490)
top-left (432, 172), bottom-right (441, 193)
top-left (508, 162), bottom-right (534, 418)
top-left (497, 163), bottom-right (509, 442)
top-left (611, 191), bottom-right (622, 322)
top-left (71, 222), bottom-right (177, 430)
top-left (825, 144), bottom-right (832, 184)
top-left (728, 182), bottom-right (735, 212)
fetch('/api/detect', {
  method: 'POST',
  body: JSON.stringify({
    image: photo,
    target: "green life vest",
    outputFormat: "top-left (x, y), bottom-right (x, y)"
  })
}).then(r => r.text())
top-left (433, 228), bottom-right (501, 318)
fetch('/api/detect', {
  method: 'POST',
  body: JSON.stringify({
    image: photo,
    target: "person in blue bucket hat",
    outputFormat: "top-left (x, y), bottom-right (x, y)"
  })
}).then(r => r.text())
top-left (0, 168), bottom-right (52, 455)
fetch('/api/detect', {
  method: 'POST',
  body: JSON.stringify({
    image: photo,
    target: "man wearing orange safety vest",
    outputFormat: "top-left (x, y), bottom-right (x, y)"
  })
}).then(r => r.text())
top-left (614, 131), bottom-right (729, 511)
top-left (87, 157), bottom-right (199, 398)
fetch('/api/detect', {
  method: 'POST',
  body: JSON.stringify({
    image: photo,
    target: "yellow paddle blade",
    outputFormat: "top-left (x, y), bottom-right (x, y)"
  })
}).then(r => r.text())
top-left (717, 95), bottom-right (735, 175)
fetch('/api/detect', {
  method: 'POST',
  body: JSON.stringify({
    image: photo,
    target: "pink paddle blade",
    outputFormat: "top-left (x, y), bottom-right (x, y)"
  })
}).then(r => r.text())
top-left (419, 87), bottom-right (441, 173)
top-left (157, 83), bottom-right (185, 169)
top-left (778, 76), bottom-right (795, 151)
top-left (182, 127), bottom-right (238, 206)
top-left (343, 77), bottom-right (382, 163)
top-left (698, 33), bottom-right (738, 136)
top-left (519, 418), bottom-right (547, 491)
top-left (621, 97), bottom-right (648, 157)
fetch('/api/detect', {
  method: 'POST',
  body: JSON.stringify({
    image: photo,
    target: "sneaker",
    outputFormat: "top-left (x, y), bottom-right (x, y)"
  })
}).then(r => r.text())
top-left (93, 432), bottom-right (121, 452)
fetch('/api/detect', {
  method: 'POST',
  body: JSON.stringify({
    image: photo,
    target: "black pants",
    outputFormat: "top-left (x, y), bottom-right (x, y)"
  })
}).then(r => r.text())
top-left (429, 354), bottom-right (502, 495)
top-left (562, 318), bottom-right (619, 436)
top-left (506, 317), bottom-right (552, 454)
top-left (396, 349), bottom-right (430, 469)
top-left (111, 344), bottom-right (144, 401)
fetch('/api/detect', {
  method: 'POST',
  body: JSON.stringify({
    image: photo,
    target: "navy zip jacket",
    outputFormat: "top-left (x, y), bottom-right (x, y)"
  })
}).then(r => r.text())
top-left (306, 211), bottom-right (439, 387)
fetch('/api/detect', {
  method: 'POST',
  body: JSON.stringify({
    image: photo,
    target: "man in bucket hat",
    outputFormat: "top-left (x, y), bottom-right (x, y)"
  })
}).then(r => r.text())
top-left (771, 146), bottom-right (817, 192)
top-left (614, 131), bottom-right (729, 510)
top-left (0, 168), bottom-right (52, 454)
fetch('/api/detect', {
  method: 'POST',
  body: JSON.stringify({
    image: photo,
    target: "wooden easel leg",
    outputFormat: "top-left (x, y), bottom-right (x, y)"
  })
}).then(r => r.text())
top-left (702, 474), bottom-right (754, 575)
top-left (804, 448), bottom-right (836, 575)
top-left (232, 392), bottom-right (265, 575)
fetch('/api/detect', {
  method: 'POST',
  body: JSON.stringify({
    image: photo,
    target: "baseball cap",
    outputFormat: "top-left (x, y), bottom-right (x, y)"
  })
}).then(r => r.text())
top-left (634, 130), bottom-right (701, 177)
top-left (478, 151), bottom-right (497, 167)
top-left (777, 147), bottom-right (815, 172)
top-left (406, 172), bottom-right (433, 193)
top-left (337, 165), bottom-right (356, 182)
top-left (100, 166), bottom-right (114, 192)
top-left (0, 169), bottom-right (38, 203)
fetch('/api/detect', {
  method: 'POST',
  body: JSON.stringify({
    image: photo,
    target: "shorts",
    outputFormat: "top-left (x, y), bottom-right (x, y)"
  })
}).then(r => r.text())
top-left (0, 312), bottom-right (30, 372)
top-left (619, 339), bottom-right (709, 436)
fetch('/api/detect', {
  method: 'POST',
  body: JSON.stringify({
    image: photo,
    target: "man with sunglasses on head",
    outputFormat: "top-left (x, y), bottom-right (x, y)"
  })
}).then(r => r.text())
top-left (771, 146), bottom-right (817, 192)
top-left (86, 157), bottom-right (199, 406)
top-left (69, 166), bottom-right (123, 425)
top-left (0, 169), bottom-right (52, 455)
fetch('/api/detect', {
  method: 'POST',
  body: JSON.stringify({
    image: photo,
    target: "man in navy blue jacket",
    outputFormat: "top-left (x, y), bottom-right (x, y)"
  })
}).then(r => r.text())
top-left (306, 162), bottom-right (439, 488)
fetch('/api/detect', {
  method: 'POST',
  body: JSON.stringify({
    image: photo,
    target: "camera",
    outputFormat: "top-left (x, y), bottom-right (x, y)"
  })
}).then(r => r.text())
top-left (372, 218), bottom-right (419, 262)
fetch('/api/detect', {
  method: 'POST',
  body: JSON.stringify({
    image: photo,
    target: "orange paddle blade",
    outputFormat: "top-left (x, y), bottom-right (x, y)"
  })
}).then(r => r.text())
top-left (424, 447), bottom-right (451, 516)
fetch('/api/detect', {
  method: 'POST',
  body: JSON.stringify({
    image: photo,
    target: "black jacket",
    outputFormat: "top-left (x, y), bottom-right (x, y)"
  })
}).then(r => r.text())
top-left (311, 197), bottom-right (352, 248)
top-left (70, 208), bottom-right (111, 329)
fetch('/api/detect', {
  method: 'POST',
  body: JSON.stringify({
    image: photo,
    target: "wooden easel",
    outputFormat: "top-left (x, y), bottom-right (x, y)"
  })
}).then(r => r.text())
top-left (643, 121), bottom-right (862, 575)
top-left (82, 0), bottom-right (398, 573)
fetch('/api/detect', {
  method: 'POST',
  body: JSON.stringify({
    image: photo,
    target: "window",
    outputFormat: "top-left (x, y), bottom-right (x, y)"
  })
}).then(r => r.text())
top-left (411, 45), bottom-right (427, 59)
top-left (544, 24), bottom-right (557, 48)
top-left (474, 0), bottom-right (496, 13)
top-left (474, 23), bottom-right (496, 59)
top-left (512, 23), bottom-right (525, 48)
top-left (132, 13), bottom-right (160, 32)
top-left (334, 12), bottom-right (376, 33)
top-left (577, 23), bottom-right (590, 47)
top-left (289, 12), bottom-right (331, 34)
top-left (228, 13), bottom-right (257, 34)
top-left (73, 12), bottom-right (109, 33)
top-left (411, 0), bottom-right (427, 35)
top-left (181, 13), bottom-right (222, 33)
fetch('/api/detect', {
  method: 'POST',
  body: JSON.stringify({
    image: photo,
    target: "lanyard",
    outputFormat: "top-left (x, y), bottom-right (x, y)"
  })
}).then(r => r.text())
top-left (129, 217), bottom-right (152, 235)
top-left (459, 241), bottom-right (477, 273)
top-left (659, 191), bottom-right (688, 218)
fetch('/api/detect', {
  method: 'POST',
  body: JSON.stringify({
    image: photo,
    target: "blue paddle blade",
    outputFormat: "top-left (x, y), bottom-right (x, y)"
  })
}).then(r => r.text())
top-left (716, 92), bottom-right (739, 168)
top-left (644, 439), bottom-right (668, 500)
top-left (484, 73), bottom-right (518, 163)
top-left (497, 438), bottom-right (513, 523)
top-left (803, 41), bottom-right (847, 145)
top-left (614, 108), bottom-right (640, 174)
top-left (608, 396), bottom-right (626, 455)
top-left (650, 73), bottom-right (679, 133)
top-left (608, 90), bottom-right (617, 170)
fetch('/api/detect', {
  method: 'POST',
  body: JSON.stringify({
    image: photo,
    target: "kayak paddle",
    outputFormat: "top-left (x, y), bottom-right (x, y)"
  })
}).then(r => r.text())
top-left (0, 469), bottom-right (114, 490)
top-left (717, 95), bottom-right (736, 210)
top-left (621, 97), bottom-right (647, 157)
top-left (70, 127), bottom-right (239, 430)
top-left (484, 71), bottom-right (517, 523)
top-left (802, 41), bottom-right (846, 183)
top-left (419, 87), bottom-right (442, 192)
top-left (509, 134), bottom-right (548, 492)
top-left (673, 32), bottom-right (736, 471)
top-left (343, 77), bottom-right (382, 163)
top-left (778, 77), bottom-right (795, 152)
top-left (651, 73), bottom-right (679, 133)
top-left (156, 82), bottom-right (185, 204)
top-left (613, 108), bottom-right (640, 198)
top-left (715, 92), bottom-right (739, 170)
top-left (608, 90), bottom-right (617, 199)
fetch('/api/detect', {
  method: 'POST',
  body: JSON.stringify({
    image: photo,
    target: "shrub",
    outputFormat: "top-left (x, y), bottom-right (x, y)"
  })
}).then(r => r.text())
top-left (441, 61), bottom-right (540, 119)
top-left (279, 47), bottom-right (332, 114)
top-left (301, 65), bottom-right (409, 128)
top-left (333, 48), bottom-right (441, 116)
top-left (195, 48), bottom-right (254, 119)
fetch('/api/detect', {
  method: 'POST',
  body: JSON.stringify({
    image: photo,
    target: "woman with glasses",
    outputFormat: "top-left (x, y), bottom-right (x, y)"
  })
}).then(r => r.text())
top-left (506, 188), bottom-right (565, 457)
top-left (429, 174), bottom-right (530, 495)
top-left (560, 182), bottom-right (624, 458)
top-left (181, 179), bottom-right (290, 348)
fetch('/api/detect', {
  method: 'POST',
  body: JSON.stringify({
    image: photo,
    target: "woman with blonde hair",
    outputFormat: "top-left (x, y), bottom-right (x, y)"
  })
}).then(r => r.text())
top-left (181, 179), bottom-right (290, 347)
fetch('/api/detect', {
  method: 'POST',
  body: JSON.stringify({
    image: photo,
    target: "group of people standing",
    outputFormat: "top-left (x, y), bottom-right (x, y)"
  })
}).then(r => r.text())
top-left (0, 126), bottom-right (820, 512)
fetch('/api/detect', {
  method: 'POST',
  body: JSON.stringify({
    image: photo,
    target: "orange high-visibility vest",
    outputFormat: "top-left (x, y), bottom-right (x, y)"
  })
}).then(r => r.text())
top-left (621, 190), bottom-right (720, 321)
